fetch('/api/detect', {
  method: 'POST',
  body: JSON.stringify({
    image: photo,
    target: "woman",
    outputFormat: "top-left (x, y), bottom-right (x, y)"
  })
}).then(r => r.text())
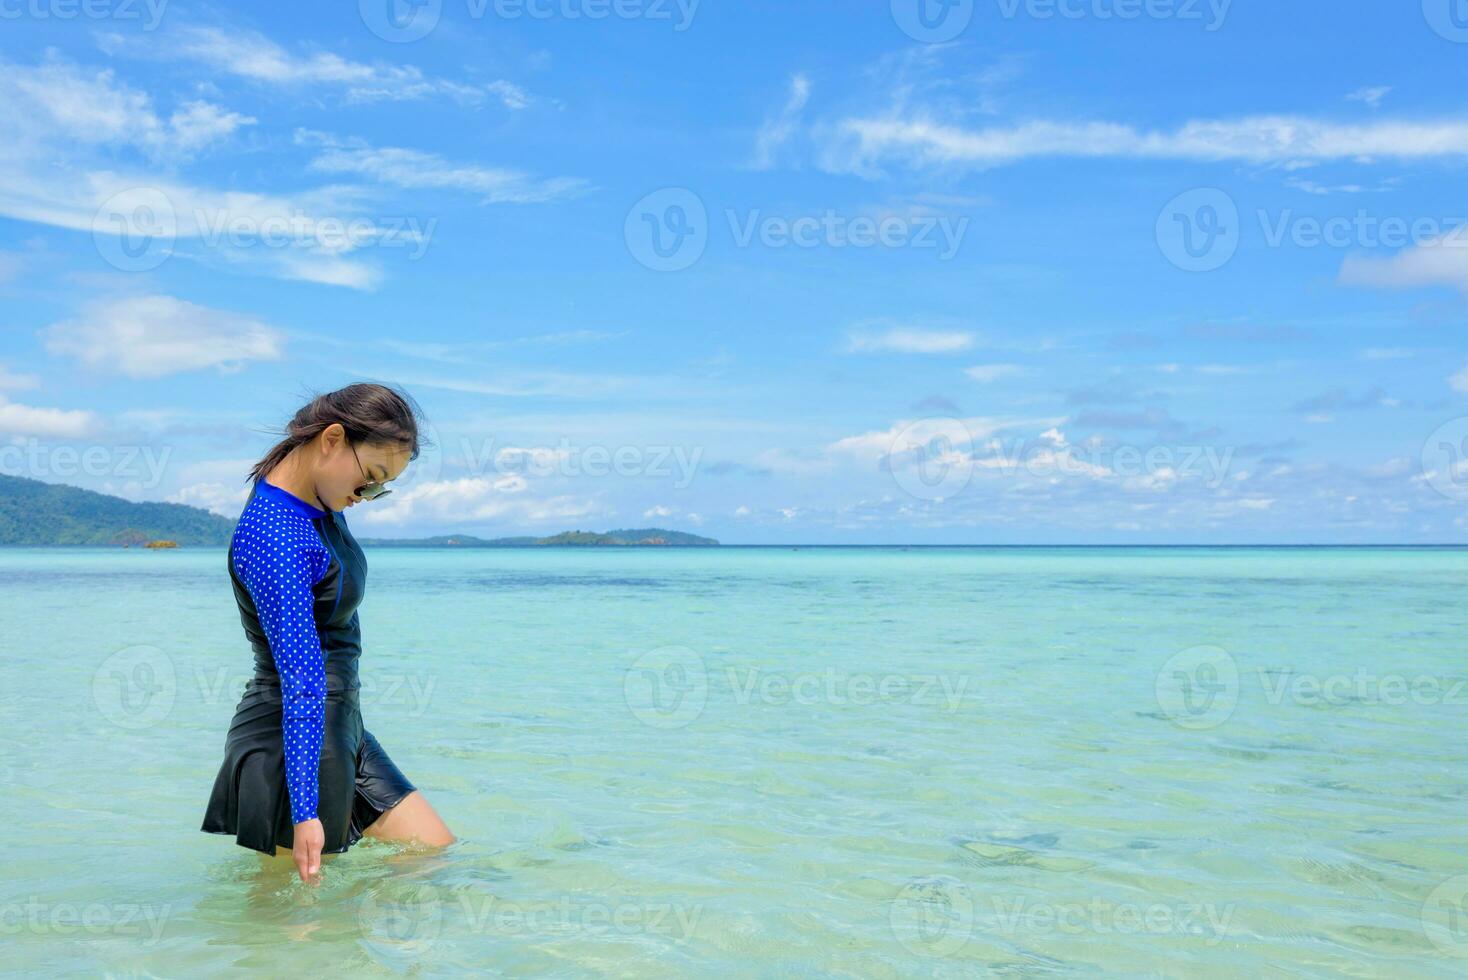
top-left (201, 382), bottom-right (454, 884)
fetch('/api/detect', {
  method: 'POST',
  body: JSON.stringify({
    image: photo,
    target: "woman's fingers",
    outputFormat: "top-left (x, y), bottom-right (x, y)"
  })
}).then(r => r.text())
top-left (293, 818), bottom-right (326, 884)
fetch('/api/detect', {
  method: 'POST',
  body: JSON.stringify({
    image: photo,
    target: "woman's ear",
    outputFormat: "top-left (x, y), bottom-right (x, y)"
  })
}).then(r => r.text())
top-left (320, 422), bottom-right (345, 454)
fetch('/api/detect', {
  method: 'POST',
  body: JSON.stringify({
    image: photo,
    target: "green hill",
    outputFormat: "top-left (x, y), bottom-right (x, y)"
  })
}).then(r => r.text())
top-left (0, 473), bottom-right (235, 546)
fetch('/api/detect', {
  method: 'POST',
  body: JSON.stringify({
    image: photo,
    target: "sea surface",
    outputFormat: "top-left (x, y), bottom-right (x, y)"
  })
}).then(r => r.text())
top-left (1, 545), bottom-right (1465, 977)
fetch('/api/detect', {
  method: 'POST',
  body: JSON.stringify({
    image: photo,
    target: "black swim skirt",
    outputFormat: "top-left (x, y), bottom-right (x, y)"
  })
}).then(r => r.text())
top-left (200, 677), bottom-right (416, 855)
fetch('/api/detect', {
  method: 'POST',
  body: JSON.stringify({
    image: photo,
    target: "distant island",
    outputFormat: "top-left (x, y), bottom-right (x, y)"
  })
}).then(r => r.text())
top-left (356, 528), bottom-right (719, 547)
top-left (0, 474), bottom-right (717, 547)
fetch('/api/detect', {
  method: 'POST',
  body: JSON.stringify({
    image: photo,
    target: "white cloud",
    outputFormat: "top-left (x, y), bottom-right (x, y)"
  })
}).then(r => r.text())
top-left (752, 73), bottom-right (811, 170)
top-left (41, 295), bottom-right (284, 378)
top-left (964, 364), bottom-right (1021, 383)
top-left (0, 396), bottom-right (100, 438)
top-left (2, 58), bottom-right (253, 159)
top-left (353, 476), bottom-right (606, 528)
top-left (298, 130), bottom-right (589, 204)
top-left (1451, 362), bottom-right (1468, 394)
top-left (644, 505), bottom-right (673, 518)
top-left (0, 65), bottom-right (397, 289)
top-left (0, 362), bottom-right (41, 391)
top-left (823, 114), bottom-right (1468, 174)
top-left (828, 415), bottom-right (1042, 462)
top-left (1338, 228), bottom-right (1468, 293)
top-left (168, 481), bottom-right (251, 516)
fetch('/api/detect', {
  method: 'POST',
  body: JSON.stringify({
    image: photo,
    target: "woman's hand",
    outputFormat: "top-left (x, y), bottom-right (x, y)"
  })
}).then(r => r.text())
top-left (292, 818), bottom-right (325, 884)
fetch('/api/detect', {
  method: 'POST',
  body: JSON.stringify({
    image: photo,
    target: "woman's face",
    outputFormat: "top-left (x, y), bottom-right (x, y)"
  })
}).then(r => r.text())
top-left (316, 424), bottom-right (413, 512)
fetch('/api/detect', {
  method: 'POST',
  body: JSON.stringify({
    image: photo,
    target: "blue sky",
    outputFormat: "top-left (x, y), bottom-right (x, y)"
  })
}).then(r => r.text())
top-left (2, 0), bottom-right (1468, 543)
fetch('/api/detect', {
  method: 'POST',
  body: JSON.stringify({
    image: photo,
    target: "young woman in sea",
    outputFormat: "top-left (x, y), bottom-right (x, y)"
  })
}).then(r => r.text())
top-left (200, 382), bottom-right (454, 883)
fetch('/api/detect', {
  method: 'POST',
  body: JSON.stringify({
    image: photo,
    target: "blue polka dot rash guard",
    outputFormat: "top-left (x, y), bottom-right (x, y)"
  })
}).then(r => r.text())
top-left (230, 488), bottom-right (332, 825)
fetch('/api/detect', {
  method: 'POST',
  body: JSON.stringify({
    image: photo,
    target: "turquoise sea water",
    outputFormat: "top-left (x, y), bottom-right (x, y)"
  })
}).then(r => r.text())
top-left (2, 545), bottom-right (1466, 977)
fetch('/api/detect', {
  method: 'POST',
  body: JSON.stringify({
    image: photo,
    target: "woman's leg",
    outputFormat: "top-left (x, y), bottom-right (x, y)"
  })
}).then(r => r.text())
top-left (363, 790), bottom-right (455, 847)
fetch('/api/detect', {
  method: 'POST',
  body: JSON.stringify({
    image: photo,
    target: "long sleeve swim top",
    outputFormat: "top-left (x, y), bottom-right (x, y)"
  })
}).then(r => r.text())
top-left (229, 491), bottom-right (332, 825)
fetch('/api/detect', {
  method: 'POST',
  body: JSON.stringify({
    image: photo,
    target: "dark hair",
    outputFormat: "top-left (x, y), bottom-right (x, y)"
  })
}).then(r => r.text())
top-left (246, 382), bottom-right (429, 485)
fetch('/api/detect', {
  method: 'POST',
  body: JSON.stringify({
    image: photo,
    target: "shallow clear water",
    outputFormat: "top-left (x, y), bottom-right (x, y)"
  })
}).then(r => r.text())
top-left (2, 546), bottom-right (1466, 976)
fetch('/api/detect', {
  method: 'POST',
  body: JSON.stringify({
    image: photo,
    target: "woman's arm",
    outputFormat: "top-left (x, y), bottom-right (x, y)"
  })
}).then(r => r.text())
top-left (234, 523), bottom-right (331, 826)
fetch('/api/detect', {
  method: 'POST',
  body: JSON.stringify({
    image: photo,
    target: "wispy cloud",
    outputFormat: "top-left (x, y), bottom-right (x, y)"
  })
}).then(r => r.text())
top-left (1346, 86), bottom-right (1392, 108)
top-left (751, 73), bottom-right (811, 170)
top-left (297, 130), bottom-right (589, 204)
top-left (99, 26), bottom-right (530, 109)
top-left (0, 61), bottom-right (406, 288)
top-left (821, 114), bottom-right (1468, 175)
top-left (845, 323), bottom-right (976, 354)
top-left (964, 364), bottom-right (1021, 383)
top-left (1290, 386), bottom-right (1392, 413)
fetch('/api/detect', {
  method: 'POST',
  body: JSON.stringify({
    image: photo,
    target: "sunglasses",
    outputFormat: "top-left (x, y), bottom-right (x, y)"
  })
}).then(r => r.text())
top-left (348, 440), bottom-right (393, 500)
